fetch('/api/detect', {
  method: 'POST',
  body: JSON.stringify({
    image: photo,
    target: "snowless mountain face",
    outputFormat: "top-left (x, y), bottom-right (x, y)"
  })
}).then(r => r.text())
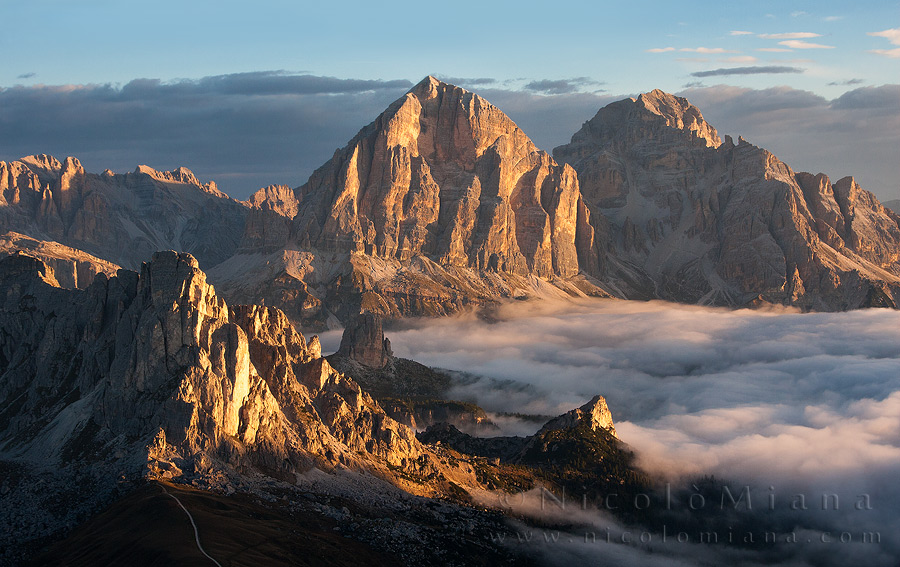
top-left (3, 81), bottom-right (900, 324)
top-left (0, 251), bottom-right (637, 564)
top-left (0, 155), bottom-right (248, 271)
top-left (224, 76), bottom-right (605, 326)
top-left (0, 251), bottom-right (490, 559)
top-left (554, 89), bottom-right (900, 309)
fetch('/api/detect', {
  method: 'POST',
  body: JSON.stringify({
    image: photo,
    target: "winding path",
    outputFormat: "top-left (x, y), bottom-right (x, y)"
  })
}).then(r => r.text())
top-left (160, 484), bottom-right (223, 567)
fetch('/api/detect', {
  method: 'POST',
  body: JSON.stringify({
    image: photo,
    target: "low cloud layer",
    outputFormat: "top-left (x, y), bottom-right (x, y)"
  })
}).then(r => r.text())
top-left (366, 298), bottom-right (900, 565)
top-left (524, 78), bottom-right (604, 95)
top-left (1, 73), bottom-right (898, 201)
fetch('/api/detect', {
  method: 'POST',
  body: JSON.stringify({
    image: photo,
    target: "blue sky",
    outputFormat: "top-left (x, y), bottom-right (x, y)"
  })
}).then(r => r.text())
top-left (1, 0), bottom-right (898, 199)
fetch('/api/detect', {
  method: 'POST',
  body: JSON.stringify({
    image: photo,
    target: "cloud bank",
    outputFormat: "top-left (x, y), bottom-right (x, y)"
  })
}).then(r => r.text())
top-left (0, 73), bottom-right (412, 199)
top-left (690, 66), bottom-right (803, 77)
top-left (368, 298), bottom-right (900, 565)
top-left (1, 73), bottom-right (898, 201)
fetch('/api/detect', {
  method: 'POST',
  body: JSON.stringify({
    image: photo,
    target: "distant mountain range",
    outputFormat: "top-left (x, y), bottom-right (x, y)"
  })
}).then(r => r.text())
top-left (3, 77), bottom-right (899, 329)
top-left (2, 76), bottom-right (900, 565)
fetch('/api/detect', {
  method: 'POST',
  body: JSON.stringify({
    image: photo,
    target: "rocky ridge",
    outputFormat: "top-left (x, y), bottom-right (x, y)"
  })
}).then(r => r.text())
top-left (222, 76), bottom-right (607, 327)
top-left (554, 90), bottom-right (900, 308)
top-left (0, 251), bottom-right (485, 562)
top-left (0, 155), bottom-right (248, 271)
top-left (0, 231), bottom-right (120, 289)
top-left (4, 81), bottom-right (900, 320)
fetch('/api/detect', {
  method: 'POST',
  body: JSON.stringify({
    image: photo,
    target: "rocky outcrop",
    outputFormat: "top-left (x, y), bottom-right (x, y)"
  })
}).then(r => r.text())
top-left (326, 313), bottom-right (497, 433)
top-left (0, 231), bottom-right (120, 289)
top-left (537, 395), bottom-right (616, 438)
top-left (0, 252), bottom-right (489, 517)
top-left (223, 77), bottom-right (607, 328)
top-left (0, 252), bottom-right (530, 563)
top-left (554, 90), bottom-right (900, 309)
top-left (0, 155), bottom-right (248, 270)
top-left (418, 395), bottom-right (644, 500)
top-left (334, 312), bottom-right (393, 368)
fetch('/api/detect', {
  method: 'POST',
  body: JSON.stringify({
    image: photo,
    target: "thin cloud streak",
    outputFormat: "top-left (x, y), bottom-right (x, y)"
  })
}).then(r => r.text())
top-left (690, 66), bottom-right (803, 77)
top-left (759, 32), bottom-right (822, 39)
top-left (778, 39), bottom-right (835, 49)
top-left (868, 28), bottom-right (900, 46)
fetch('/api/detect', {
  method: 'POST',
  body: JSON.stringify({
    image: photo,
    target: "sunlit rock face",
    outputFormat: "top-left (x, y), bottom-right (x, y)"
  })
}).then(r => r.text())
top-left (0, 251), bottom-right (453, 483)
top-left (294, 76), bottom-right (596, 278)
top-left (555, 90), bottom-right (900, 309)
top-left (538, 395), bottom-right (617, 438)
top-left (227, 76), bottom-right (606, 328)
top-left (0, 155), bottom-right (248, 271)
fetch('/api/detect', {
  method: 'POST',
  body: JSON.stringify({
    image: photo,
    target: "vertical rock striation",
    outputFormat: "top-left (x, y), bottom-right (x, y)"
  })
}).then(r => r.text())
top-left (554, 89), bottom-right (900, 309)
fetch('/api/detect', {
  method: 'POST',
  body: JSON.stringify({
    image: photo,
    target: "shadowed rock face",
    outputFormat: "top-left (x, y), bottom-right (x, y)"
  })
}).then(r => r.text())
top-left (555, 90), bottom-right (900, 309)
top-left (334, 312), bottom-right (393, 369)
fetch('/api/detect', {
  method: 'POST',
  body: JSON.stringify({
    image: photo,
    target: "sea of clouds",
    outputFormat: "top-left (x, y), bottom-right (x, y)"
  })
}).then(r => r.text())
top-left (322, 297), bottom-right (900, 565)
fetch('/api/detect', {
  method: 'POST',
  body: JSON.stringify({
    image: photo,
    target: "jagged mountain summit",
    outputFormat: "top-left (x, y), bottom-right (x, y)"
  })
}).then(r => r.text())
top-left (0, 250), bottom-right (633, 564)
top-left (554, 89), bottom-right (900, 309)
top-left (0, 251), bottom-right (485, 562)
top-left (3, 80), bottom-right (900, 320)
top-left (0, 155), bottom-right (247, 271)
top-left (219, 76), bottom-right (605, 326)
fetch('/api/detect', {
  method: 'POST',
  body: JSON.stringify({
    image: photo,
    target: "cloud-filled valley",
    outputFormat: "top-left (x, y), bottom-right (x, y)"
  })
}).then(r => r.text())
top-left (320, 298), bottom-right (900, 565)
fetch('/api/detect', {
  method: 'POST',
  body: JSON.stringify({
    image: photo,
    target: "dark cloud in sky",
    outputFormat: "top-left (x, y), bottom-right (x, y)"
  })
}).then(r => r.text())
top-left (690, 65), bottom-right (804, 77)
top-left (16, 72), bottom-right (35, 79)
top-left (320, 298), bottom-right (900, 566)
top-left (1, 72), bottom-right (898, 201)
top-left (524, 77), bottom-right (604, 95)
top-left (434, 76), bottom-right (498, 87)
top-left (828, 78), bottom-right (865, 86)
top-left (831, 84), bottom-right (900, 110)
top-left (0, 74), bottom-right (412, 199)
top-left (680, 84), bottom-right (900, 198)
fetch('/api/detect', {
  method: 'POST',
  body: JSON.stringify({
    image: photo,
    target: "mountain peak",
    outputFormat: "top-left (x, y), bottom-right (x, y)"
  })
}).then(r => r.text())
top-left (538, 395), bottom-right (617, 437)
top-left (134, 164), bottom-right (200, 185)
top-left (17, 154), bottom-right (84, 176)
top-left (636, 89), bottom-right (721, 148)
top-left (409, 75), bottom-right (464, 98)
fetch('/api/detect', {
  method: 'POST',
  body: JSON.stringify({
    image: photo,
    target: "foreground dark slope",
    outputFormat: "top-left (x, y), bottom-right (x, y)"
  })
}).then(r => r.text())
top-left (0, 251), bottom-right (644, 566)
top-left (554, 89), bottom-right (900, 309)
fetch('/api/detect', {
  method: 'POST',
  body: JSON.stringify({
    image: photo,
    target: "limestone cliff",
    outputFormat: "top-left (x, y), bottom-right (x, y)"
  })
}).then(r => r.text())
top-left (0, 231), bottom-right (120, 289)
top-left (223, 77), bottom-right (605, 327)
top-left (0, 252), bottom-right (477, 497)
top-left (554, 90), bottom-right (900, 309)
top-left (0, 155), bottom-right (248, 270)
